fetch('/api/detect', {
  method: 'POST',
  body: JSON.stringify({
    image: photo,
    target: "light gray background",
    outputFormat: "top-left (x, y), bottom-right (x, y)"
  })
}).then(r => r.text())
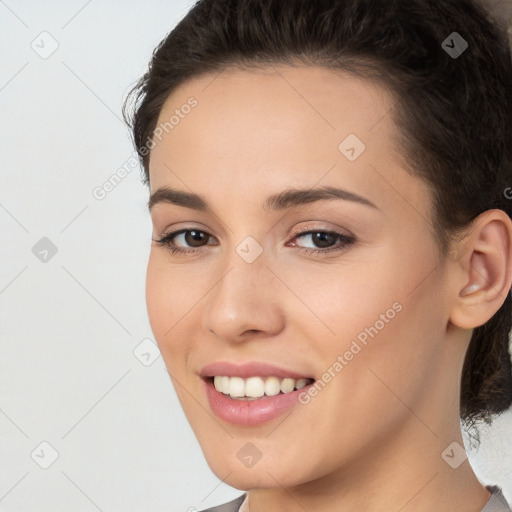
top-left (0, 1), bottom-right (511, 510)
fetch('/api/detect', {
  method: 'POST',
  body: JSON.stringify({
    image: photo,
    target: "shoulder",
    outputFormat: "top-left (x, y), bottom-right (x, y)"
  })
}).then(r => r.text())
top-left (482, 485), bottom-right (512, 512)
top-left (198, 493), bottom-right (247, 512)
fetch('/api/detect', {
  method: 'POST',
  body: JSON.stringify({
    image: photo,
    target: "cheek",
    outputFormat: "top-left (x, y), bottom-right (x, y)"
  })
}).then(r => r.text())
top-left (146, 254), bottom-right (202, 411)
top-left (145, 253), bottom-right (194, 367)
top-left (280, 257), bottom-right (403, 352)
top-left (145, 254), bottom-right (168, 341)
top-left (299, 241), bottom-right (445, 389)
top-left (319, 261), bottom-right (447, 429)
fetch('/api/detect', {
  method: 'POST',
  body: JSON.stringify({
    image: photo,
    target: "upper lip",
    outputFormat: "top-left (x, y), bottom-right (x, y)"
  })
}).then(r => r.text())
top-left (200, 361), bottom-right (314, 380)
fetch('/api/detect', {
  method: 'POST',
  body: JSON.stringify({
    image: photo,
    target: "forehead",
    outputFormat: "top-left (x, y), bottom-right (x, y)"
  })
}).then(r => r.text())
top-left (147, 65), bottom-right (428, 220)
top-left (153, 64), bottom-right (394, 149)
top-left (150, 65), bottom-right (396, 170)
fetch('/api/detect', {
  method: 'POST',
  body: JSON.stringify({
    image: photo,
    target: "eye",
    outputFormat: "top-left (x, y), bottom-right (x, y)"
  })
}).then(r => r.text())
top-left (152, 228), bottom-right (217, 255)
top-left (288, 229), bottom-right (356, 255)
top-left (153, 227), bottom-right (356, 256)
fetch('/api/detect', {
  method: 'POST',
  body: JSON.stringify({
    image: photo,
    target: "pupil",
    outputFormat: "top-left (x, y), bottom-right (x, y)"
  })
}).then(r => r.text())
top-left (186, 230), bottom-right (207, 247)
top-left (314, 232), bottom-right (335, 248)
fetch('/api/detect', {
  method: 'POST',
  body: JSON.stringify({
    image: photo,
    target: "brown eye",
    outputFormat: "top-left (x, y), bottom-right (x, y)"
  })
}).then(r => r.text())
top-left (183, 230), bottom-right (209, 247)
top-left (153, 228), bottom-right (217, 255)
top-left (289, 230), bottom-right (356, 255)
top-left (308, 232), bottom-right (337, 248)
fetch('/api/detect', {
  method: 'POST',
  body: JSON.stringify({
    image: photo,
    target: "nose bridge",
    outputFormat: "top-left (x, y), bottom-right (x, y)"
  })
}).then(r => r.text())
top-left (214, 238), bottom-right (270, 310)
top-left (203, 236), bottom-right (283, 339)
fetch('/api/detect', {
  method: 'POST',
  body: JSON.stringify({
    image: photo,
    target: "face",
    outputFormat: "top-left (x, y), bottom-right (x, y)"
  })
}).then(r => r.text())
top-left (146, 65), bottom-right (454, 489)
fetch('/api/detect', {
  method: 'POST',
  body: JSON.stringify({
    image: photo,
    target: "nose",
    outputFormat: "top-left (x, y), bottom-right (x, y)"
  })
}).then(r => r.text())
top-left (202, 247), bottom-right (285, 343)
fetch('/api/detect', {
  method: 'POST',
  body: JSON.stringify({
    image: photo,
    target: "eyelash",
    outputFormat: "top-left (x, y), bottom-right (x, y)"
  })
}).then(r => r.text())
top-left (152, 227), bottom-right (356, 256)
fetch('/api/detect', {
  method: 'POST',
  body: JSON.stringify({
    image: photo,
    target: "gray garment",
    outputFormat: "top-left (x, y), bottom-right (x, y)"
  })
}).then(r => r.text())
top-left (199, 486), bottom-right (512, 512)
top-left (200, 493), bottom-right (246, 512)
top-left (485, 486), bottom-right (512, 512)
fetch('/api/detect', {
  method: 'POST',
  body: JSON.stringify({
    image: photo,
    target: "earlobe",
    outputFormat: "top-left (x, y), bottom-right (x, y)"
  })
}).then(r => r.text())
top-left (449, 209), bottom-right (512, 330)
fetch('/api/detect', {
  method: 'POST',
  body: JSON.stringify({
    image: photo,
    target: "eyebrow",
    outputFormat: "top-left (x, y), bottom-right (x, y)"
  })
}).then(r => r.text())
top-left (147, 185), bottom-right (379, 212)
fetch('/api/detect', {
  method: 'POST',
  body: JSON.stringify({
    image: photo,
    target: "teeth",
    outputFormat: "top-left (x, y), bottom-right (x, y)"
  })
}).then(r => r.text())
top-left (264, 376), bottom-right (281, 396)
top-left (214, 376), bottom-right (223, 392)
top-left (295, 378), bottom-right (308, 389)
top-left (221, 376), bottom-right (230, 394)
top-left (212, 375), bottom-right (313, 399)
top-left (229, 377), bottom-right (245, 397)
top-left (246, 376), bottom-right (265, 397)
top-left (280, 378), bottom-right (295, 393)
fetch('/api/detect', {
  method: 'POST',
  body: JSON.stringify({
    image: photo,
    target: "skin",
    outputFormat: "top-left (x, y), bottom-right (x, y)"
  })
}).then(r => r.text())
top-left (145, 65), bottom-right (512, 512)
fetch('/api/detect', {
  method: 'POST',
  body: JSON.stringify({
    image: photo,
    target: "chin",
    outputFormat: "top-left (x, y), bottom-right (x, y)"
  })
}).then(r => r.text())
top-left (215, 467), bottom-right (302, 490)
top-left (201, 447), bottom-right (312, 490)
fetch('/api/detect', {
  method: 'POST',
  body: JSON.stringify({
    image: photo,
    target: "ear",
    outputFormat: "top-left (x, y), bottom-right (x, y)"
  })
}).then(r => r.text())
top-left (449, 209), bottom-right (512, 330)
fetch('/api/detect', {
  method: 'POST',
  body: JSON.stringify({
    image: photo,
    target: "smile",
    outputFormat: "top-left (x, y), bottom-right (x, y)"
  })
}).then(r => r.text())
top-left (212, 375), bottom-right (314, 400)
top-left (202, 376), bottom-right (316, 426)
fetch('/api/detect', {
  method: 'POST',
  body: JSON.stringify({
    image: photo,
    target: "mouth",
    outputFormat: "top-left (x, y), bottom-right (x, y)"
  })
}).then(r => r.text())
top-left (205, 375), bottom-right (315, 400)
top-left (201, 373), bottom-right (317, 426)
top-left (199, 361), bottom-right (317, 425)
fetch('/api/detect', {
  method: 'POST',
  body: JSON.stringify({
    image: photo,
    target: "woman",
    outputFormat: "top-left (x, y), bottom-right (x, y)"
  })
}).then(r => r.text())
top-left (123, 0), bottom-right (512, 510)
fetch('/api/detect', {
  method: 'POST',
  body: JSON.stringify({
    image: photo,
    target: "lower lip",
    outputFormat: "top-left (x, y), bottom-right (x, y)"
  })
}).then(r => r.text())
top-left (202, 377), bottom-right (315, 426)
